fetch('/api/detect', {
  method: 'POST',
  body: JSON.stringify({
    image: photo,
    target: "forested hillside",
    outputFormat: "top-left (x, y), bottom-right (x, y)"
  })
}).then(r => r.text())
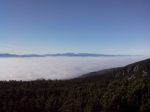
top-left (0, 59), bottom-right (150, 112)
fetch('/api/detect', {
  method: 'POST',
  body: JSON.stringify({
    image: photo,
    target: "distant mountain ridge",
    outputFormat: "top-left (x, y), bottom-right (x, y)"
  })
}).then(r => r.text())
top-left (0, 53), bottom-right (131, 57)
top-left (79, 58), bottom-right (150, 80)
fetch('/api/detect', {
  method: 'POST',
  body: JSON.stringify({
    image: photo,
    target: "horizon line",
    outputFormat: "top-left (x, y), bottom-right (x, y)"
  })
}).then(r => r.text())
top-left (0, 52), bottom-right (144, 57)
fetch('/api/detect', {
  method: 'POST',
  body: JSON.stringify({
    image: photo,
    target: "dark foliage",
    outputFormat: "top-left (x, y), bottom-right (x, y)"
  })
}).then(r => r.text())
top-left (0, 59), bottom-right (149, 112)
top-left (0, 78), bottom-right (149, 112)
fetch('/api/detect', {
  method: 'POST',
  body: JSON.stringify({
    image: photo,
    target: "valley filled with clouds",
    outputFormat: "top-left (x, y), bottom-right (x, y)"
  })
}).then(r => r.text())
top-left (0, 56), bottom-right (148, 81)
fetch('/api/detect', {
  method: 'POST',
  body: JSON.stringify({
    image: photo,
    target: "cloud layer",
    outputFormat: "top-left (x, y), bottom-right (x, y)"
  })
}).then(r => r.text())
top-left (0, 56), bottom-right (148, 81)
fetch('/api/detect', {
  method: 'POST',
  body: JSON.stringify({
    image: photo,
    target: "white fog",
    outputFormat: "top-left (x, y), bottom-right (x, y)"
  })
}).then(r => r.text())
top-left (0, 56), bottom-right (148, 81)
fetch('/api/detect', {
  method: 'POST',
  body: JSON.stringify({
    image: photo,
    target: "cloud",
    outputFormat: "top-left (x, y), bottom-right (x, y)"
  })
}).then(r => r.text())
top-left (0, 56), bottom-right (148, 81)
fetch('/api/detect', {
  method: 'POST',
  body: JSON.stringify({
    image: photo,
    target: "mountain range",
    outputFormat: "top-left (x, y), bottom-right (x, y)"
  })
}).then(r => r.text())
top-left (0, 53), bottom-right (131, 58)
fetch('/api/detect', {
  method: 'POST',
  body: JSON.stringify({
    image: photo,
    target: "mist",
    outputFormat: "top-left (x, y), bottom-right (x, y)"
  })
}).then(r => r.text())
top-left (0, 56), bottom-right (148, 81)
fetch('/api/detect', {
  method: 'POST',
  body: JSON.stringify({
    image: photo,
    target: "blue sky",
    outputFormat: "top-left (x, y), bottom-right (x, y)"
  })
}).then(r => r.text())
top-left (0, 0), bottom-right (150, 55)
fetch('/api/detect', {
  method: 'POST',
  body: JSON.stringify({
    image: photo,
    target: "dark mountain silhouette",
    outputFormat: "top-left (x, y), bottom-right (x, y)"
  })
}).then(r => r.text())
top-left (79, 58), bottom-right (150, 80)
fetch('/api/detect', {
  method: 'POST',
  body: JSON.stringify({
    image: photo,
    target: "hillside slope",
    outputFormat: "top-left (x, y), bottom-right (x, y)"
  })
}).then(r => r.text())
top-left (80, 58), bottom-right (150, 80)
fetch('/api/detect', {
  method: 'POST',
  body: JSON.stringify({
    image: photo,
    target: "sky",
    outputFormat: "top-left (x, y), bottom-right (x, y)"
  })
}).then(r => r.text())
top-left (0, 0), bottom-right (150, 55)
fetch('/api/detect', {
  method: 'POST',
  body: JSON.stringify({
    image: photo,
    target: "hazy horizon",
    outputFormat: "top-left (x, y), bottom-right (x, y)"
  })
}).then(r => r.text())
top-left (0, 52), bottom-right (146, 56)
top-left (0, 0), bottom-right (150, 55)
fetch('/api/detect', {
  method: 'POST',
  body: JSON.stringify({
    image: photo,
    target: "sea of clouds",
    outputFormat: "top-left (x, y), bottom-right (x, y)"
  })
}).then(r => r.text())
top-left (0, 56), bottom-right (148, 81)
